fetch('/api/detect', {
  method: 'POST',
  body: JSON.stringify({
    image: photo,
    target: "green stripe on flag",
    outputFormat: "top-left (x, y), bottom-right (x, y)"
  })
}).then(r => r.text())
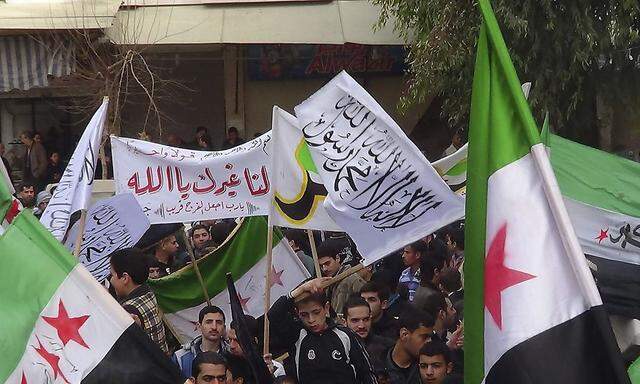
top-left (149, 216), bottom-right (283, 313)
top-left (0, 211), bottom-right (77, 382)
top-left (466, 1), bottom-right (545, 382)
top-left (446, 159), bottom-right (467, 176)
top-left (630, 356), bottom-right (640, 383)
top-left (548, 133), bottom-right (640, 218)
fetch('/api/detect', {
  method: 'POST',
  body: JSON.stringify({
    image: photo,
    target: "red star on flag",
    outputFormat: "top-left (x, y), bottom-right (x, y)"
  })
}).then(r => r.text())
top-left (485, 223), bottom-right (536, 330)
top-left (595, 228), bottom-right (609, 244)
top-left (42, 300), bottom-right (90, 349)
top-left (269, 266), bottom-right (284, 288)
top-left (237, 292), bottom-right (251, 312)
top-left (5, 199), bottom-right (21, 223)
top-left (34, 336), bottom-right (70, 383)
top-left (21, 372), bottom-right (27, 384)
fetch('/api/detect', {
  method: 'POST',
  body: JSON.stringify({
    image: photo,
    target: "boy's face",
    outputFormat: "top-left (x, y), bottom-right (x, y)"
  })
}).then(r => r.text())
top-left (419, 354), bottom-right (452, 384)
top-left (400, 325), bottom-right (433, 358)
top-left (346, 305), bottom-right (371, 339)
top-left (296, 300), bottom-right (329, 333)
top-left (194, 363), bottom-right (230, 384)
top-left (318, 255), bottom-right (340, 277)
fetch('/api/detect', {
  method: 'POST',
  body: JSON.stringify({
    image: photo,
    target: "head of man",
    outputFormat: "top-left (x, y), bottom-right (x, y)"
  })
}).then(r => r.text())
top-left (19, 130), bottom-right (34, 146)
top-left (148, 257), bottom-right (163, 280)
top-left (18, 182), bottom-right (35, 206)
top-left (295, 292), bottom-right (330, 333)
top-left (228, 315), bottom-right (259, 358)
top-left (109, 248), bottom-right (149, 298)
top-left (445, 226), bottom-right (464, 253)
top-left (49, 152), bottom-right (60, 164)
top-left (157, 234), bottom-right (179, 257)
top-left (395, 307), bottom-right (435, 359)
top-left (438, 268), bottom-right (462, 296)
top-left (344, 296), bottom-right (372, 339)
top-left (317, 241), bottom-right (342, 277)
top-left (403, 241), bottom-right (427, 269)
top-left (419, 341), bottom-right (453, 384)
top-left (36, 191), bottom-right (51, 212)
top-left (196, 126), bottom-right (208, 139)
top-left (191, 351), bottom-right (231, 384)
top-left (192, 224), bottom-right (212, 250)
top-left (166, 133), bottom-right (182, 147)
top-left (420, 292), bottom-right (457, 334)
top-left (451, 128), bottom-right (465, 149)
top-left (360, 281), bottom-right (389, 323)
top-left (227, 355), bottom-right (250, 384)
top-left (199, 305), bottom-right (226, 346)
top-left (227, 127), bottom-right (239, 141)
top-left (420, 255), bottom-right (446, 287)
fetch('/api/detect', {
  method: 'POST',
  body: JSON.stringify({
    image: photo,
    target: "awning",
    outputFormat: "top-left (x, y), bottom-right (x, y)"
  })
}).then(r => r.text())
top-left (0, 36), bottom-right (76, 93)
top-left (0, 0), bottom-right (121, 30)
top-left (107, 0), bottom-right (407, 45)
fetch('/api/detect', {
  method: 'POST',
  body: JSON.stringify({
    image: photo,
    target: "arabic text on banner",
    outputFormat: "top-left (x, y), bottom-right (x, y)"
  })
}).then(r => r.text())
top-left (111, 133), bottom-right (272, 224)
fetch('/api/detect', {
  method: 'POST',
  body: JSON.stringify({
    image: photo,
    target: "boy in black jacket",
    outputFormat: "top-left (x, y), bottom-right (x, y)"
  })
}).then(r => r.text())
top-left (268, 278), bottom-right (378, 384)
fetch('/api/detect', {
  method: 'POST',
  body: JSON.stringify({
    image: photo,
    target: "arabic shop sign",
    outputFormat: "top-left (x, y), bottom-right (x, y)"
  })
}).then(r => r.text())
top-left (247, 44), bottom-right (407, 81)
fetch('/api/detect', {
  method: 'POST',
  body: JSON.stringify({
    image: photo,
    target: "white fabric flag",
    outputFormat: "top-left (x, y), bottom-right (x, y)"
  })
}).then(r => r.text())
top-left (271, 106), bottom-right (341, 231)
top-left (64, 193), bottom-right (151, 282)
top-left (40, 98), bottom-right (108, 241)
top-left (294, 71), bottom-right (465, 264)
top-left (111, 133), bottom-right (273, 224)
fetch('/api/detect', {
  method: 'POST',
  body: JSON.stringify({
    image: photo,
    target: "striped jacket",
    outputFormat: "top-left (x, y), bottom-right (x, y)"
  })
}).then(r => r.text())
top-left (121, 284), bottom-right (168, 353)
top-left (268, 295), bottom-right (378, 384)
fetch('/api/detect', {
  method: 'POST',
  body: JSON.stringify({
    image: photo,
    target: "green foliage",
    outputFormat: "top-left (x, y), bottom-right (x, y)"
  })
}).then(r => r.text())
top-left (374, 0), bottom-right (640, 138)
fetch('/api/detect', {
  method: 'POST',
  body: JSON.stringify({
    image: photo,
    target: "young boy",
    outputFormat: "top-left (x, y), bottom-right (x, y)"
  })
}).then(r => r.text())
top-left (268, 278), bottom-right (378, 384)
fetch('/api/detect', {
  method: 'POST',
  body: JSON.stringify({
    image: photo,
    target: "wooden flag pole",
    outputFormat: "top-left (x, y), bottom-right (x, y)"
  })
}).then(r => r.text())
top-left (72, 210), bottom-right (87, 258)
top-left (294, 263), bottom-right (364, 302)
top-left (306, 229), bottom-right (322, 278)
top-left (184, 232), bottom-right (212, 306)
top-left (262, 222), bottom-right (275, 355)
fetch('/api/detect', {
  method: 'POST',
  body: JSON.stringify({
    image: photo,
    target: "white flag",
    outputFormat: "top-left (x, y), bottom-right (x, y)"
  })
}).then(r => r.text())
top-left (294, 71), bottom-right (465, 264)
top-left (271, 106), bottom-right (341, 231)
top-left (40, 98), bottom-right (108, 240)
top-left (64, 193), bottom-right (151, 282)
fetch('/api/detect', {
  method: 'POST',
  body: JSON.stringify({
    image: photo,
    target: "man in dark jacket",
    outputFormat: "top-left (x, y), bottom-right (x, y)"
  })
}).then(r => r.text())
top-left (268, 278), bottom-right (378, 384)
top-left (344, 296), bottom-right (393, 374)
top-left (384, 307), bottom-right (434, 384)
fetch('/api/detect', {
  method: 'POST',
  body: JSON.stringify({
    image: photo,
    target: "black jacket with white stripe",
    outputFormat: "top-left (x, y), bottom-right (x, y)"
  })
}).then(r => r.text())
top-left (268, 295), bottom-right (378, 384)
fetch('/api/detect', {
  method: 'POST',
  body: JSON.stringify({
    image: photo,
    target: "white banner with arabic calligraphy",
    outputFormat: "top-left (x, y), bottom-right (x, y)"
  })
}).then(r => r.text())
top-left (40, 98), bottom-right (108, 241)
top-left (111, 133), bottom-right (272, 224)
top-left (294, 71), bottom-right (465, 265)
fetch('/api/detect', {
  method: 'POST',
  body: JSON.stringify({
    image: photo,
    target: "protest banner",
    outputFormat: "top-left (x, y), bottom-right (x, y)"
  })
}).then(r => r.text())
top-left (111, 133), bottom-right (272, 224)
top-left (294, 71), bottom-right (465, 265)
top-left (40, 97), bottom-right (108, 241)
top-left (64, 193), bottom-right (151, 282)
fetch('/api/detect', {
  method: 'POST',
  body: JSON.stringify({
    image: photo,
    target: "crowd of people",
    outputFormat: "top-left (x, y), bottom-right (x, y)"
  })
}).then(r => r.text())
top-left (6, 121), bottom-right (468, 383)
top-left (103, 216), bottom-right (466, 384)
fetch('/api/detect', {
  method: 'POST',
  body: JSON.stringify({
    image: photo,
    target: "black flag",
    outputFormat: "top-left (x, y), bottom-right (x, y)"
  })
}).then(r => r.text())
top-left (226, 273), bottom-right (275, 384)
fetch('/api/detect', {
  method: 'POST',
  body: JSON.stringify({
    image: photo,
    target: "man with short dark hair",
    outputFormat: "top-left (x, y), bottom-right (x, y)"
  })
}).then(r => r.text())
top-left (221, 127), bottom-right (245, 150)
top-left (360, 281), bottom-right (397, 340)
top-left (384, 307), bottom-right (434, 384)
top-left (318, 240), bottom-right (366, 315)
top-left (418, 341), bottom-right (453, 384)
top-left (400, 241), bottom-right (427, 302)
top-left (19, 130), bottom-right (47, 190)
top-left (109, 247), bottom-right (168, 352)
top-left (344, 296), bottom-right (393, 373)
top-left (190, 351), bottom-right (231, 384)
top-left (268, 278), bottom-right (378, 384)
top-left (16, 181), bottom-right (36, 208)
top-left (173, 305), bottom-right (229, 378)
top-left (415, 292), bottom-right (460, 351)
top-left (191, 224), bottom-right (214, 258)
top-left (413, 256), bottom-right (446, 310)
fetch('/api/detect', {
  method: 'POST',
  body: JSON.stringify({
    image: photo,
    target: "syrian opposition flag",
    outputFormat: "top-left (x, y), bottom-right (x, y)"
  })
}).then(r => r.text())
top-left (149, 216), bottom-right (309, 342)
top-left (271, 106), bottom-right (341, 231)
top-left (40, 97), bottom-right (108, 241)
top-left (464, 1), bottom-right (630, 383)
top-left (0, 209), bottom-right (184, 382)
